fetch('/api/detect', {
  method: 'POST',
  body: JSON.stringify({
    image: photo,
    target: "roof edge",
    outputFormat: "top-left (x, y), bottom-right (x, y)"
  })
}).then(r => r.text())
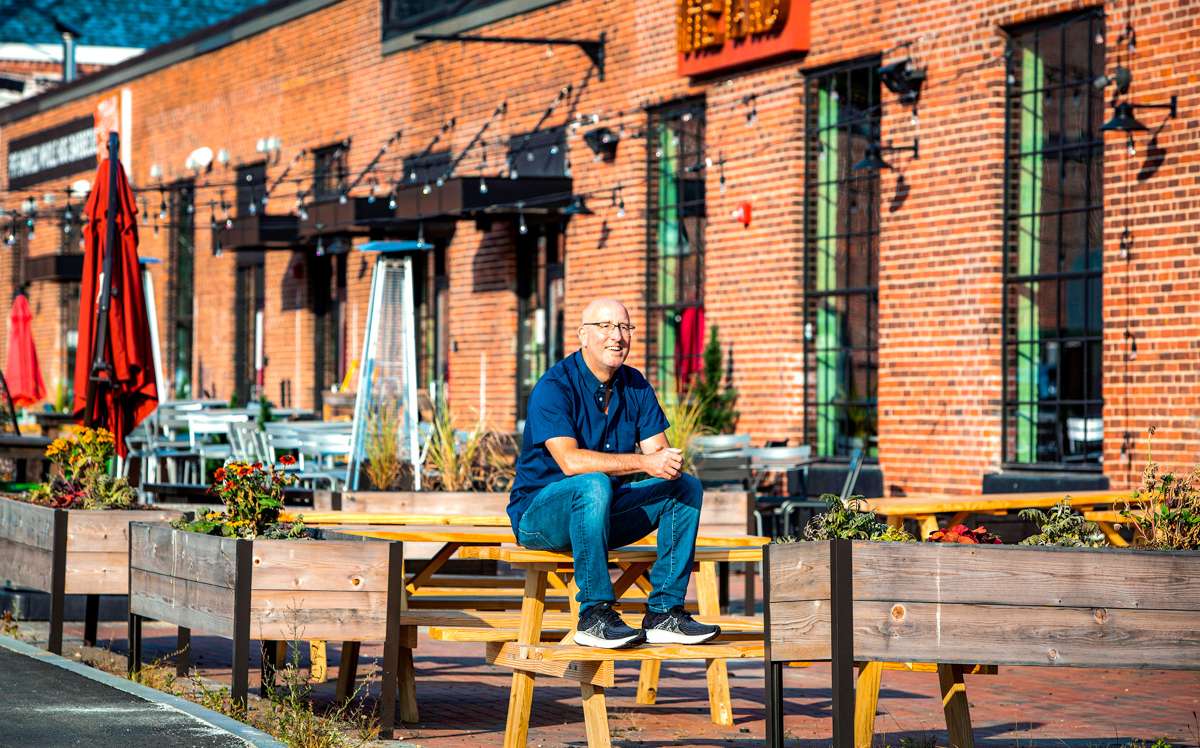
top-left (0, 0), bottom-right (341, 126)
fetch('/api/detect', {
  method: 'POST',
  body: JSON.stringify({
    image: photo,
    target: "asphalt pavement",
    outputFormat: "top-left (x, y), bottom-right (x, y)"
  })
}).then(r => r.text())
top-left (0, 634), bottom-right (280, 748)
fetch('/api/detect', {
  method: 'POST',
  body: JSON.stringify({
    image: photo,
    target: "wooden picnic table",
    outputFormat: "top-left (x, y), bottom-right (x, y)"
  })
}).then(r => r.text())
top-left (1082, 509), bottom-right (1138, 547)
top-left (862, 489), bottom-right (1131, 538)
top-left (454, 544), bottom-right (763, 746)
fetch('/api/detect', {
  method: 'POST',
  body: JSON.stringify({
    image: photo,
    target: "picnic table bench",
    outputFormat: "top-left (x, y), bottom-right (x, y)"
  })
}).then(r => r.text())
top-left (862, 489), bottom-right (1130, 538)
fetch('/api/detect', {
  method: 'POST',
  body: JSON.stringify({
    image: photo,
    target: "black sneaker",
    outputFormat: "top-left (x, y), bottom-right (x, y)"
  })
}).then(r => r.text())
top-left (642, 606), bottom-right (721, 645)
top-left (573, 602), bottom-right (645, 649)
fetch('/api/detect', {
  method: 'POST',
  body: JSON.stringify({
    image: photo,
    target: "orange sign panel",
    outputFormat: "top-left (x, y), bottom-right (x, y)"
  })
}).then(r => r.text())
top-left (677, 0), bottom-right (811, 77)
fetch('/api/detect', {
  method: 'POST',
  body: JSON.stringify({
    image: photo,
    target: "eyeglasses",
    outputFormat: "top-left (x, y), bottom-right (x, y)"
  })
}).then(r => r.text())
top-left (582, 322), bottom-right (636, 335)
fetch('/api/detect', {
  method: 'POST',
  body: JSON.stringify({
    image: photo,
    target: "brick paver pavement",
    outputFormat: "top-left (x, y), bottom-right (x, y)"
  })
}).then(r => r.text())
top-left (30, 618), bottom-right (1198, 747)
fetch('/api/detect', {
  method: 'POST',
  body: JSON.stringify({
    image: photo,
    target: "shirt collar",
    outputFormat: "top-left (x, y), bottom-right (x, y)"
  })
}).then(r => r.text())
top-left (572, 350), bottom-right (623, 395)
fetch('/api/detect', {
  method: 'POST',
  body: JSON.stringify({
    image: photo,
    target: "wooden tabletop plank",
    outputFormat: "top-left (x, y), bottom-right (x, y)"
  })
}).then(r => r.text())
top-left (504, 640), bottom-right (764, 662)
top-left (458, 545), bottom-right (764, 564)
top-left (862, 490), bottom-right (1132, 517)
top-left (286, 512), bottom-right (511, 526)
top-left (335, 525), bottom-right (768, 548)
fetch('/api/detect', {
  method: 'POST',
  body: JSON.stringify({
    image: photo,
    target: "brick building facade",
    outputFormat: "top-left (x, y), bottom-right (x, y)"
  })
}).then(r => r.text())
top-left (1, 0), bottom-right (1197, 496)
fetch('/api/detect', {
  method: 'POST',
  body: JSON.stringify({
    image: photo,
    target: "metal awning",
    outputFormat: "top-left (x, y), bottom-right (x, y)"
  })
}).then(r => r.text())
top-left (216, 213), bottom-right (300, 250)
top-left (390, 176), bottom-right (572, 220)
top-left (297, 195), bottom-right (394, 239)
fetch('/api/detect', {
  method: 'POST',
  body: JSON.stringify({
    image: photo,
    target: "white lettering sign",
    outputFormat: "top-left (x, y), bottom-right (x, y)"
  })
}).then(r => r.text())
top-left (8, 127), bottom-right (96, 181)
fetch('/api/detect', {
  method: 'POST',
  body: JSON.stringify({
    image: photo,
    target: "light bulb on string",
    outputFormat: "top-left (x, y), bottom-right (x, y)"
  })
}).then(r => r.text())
top-left (422, 183), bottom-right (432, 195)
top-left (1127, 133), bottom-right (1136, 157)
top-left (617, 193), bottom-right (626, 219)
top-left (387, 190), bottom-right (397, 210)
top-left (316, 237), bottom-right (325, 257)
top-left (518, 209), bottom-right (528, 235)
top-left (367, 181), bottom-right (377, 204)
top-left (339, 192), bottom-right (348, 205)
top-left (479, 176), bottom-right (488, 195)
top-left (248, 201), bottom-right (257, 216)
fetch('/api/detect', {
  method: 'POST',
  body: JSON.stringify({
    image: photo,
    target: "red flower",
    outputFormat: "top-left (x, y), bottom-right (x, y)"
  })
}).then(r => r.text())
top-left (279, 454), bottom-right (297, 466)
top-left (214, 467), bottom-right (226, 482)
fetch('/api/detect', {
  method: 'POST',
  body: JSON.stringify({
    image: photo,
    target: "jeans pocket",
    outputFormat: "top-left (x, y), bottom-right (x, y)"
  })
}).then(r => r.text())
top-left (518, 528), bottom-right (552, 550)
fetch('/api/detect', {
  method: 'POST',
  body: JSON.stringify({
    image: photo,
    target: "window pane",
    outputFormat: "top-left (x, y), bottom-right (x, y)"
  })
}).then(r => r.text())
top-left (805, 61), bottom-right (880, 458)
top-left (1003, 11), bottom-right (1104, 467)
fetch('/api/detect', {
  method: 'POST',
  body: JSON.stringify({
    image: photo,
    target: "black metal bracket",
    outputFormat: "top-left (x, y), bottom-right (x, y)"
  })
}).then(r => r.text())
top-left (414, 31), bottom-right (606, 80)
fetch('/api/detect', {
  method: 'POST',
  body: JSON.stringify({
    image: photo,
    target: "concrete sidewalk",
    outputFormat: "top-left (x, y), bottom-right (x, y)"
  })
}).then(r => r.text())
top-left (0, 634), bottom-right (281, 748)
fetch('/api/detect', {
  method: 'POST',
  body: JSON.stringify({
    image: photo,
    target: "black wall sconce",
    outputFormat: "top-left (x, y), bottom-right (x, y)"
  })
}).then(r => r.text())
top-left (1101, 95), bottom-right (1177, 154)
top-left (879, 58), bottom-right (925, 105)
top-left (583, 126), bottom-right (620, 162)
top-left (851, 139), bottom-right (919, 172)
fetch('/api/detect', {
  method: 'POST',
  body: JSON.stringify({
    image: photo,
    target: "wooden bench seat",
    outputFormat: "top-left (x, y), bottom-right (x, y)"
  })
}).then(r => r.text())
top-left (430, 626), bottom-right (764, 644)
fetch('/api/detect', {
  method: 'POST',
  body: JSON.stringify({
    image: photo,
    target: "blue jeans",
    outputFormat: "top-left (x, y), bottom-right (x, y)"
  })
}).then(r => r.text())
top-left (515, 472), bottom-right (704, 614)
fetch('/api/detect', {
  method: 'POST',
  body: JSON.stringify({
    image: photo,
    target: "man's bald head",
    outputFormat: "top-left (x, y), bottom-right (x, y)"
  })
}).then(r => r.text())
top-left (580, 298), bottom-right (630, 326)
top-left (577, 298), bottom-right (633, 382)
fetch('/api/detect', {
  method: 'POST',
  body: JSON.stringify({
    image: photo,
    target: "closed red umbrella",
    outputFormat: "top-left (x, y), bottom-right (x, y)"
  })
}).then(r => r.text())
top-left (73, 143), bottom-right (158, 456)
top-left (4, 293), bottom-right (46, 408)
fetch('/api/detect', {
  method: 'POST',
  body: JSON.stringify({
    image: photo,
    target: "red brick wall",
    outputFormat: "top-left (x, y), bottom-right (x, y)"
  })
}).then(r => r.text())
top-left (1, 0), bottom-right (1197, 495)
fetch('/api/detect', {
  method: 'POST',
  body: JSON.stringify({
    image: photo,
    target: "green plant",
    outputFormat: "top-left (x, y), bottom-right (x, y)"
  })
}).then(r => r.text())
top-left (422, 397), bottom-right (515, 492)
top-left (174, 458), bottom-right (305, 539)
top-left (780, 494), bottom-right (914, 543)
top-left (927, 523), bottom-right (1002, 544)
top-left (1119, 429), bottom-right (1200, 551)
top-left (256, 396), bottom-right (275, 430)
top-left (691, 326), bottom-right (738, 434)
top-left (25, 426), bottom-right (135, 510)
top-left (363, 398), bottom-right (404, 491)
top-left (659, 394), bottom-right (710, 472)
top-left (1019, 500), bottom-right (1107, 547)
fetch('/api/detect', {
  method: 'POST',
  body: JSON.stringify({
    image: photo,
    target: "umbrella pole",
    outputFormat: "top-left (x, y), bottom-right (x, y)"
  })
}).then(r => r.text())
top-left (84, 132), bottom-right (121, 428)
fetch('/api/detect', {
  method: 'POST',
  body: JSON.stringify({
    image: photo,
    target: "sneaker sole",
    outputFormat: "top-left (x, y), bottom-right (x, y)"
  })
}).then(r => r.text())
top-left (644, 628), bottom-right (721, 645)
top-left (573, 630), bottom-right (645, 649)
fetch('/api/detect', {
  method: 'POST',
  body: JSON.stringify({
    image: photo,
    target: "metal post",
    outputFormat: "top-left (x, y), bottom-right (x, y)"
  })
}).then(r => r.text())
top-left (763, 542), bottom-right (784, 747)
top-left (829, 539), bottom-right (855, 748)
top-left (83, 594), bottom-right (99, 646)
top-left (47, 509), bottom-right (68, 654)
top-left (378, 542), bottom-right (404, 739)
top-left (231, 539), bottom-right (253, 706)
top-left (126, 525), bottom-right (142, 676)
top-left (176, 627), bottom-right (191, 677)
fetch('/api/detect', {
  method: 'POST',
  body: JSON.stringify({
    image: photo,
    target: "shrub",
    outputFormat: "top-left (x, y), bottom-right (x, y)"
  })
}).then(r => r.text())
top-left (927, 524), bottom-right (1002, 544)
top-left (1019, 500), bottom-right (1107, 547)
top-left (691, 326), bottom-right (738, 434)
top-left (1120, 456), bottom-right (1200, 551)
top-left (778, 494), bottom-right (913, 543)
top-left (659, 395), bottom-right (709, 472)
top-left (26, 426), bottom-right (135, 510)
top-left (422, 397), bottom-right (515, 492)
top-left (363, 398), bottom-right (404, 491)
top-left (174, 458), bottom-right (305, 539)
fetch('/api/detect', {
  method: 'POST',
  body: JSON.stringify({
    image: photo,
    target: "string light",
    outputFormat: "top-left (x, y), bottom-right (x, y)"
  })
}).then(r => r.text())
top-left (518, 205), bottom-right (528, 235)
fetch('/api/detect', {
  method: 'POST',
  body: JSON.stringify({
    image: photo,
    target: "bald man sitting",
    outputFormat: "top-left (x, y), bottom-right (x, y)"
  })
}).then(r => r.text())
top-left (507, 299), bottom-right (720, 648)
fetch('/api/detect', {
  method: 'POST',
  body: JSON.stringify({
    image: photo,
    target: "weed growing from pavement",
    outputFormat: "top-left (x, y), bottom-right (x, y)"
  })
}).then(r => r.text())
top-left (2, 611), bottom-right (21, 638)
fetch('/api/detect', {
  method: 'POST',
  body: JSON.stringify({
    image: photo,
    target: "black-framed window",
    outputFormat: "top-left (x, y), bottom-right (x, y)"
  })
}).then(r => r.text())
top-left (1003, 11), bottom-right (1105, 468)
top-left (58, 207), bottom-right (83, 406)
top-left (645, 98), bottom-right (706, 398)
top-left (312, 143), bottom-right (349, 201)
top-left (403, 150), bottom-right (451, 189)
top-left (311, 252), bottom-right (348, 409)
top-left (517, 223), bottom-right (565, 421)
top-left (803, 60), bottom-right (880, 459)
top-left (167, 182), bottom-right (195, 399)
top-left (383, 0), bottom-right (510, 39)
top-left (237, 162), bottom-right (267, 214)
top-left (234, 254), bottom-right (265, 405)
top-left (507, 126), bottom-right (568, 178)
top-left (413, 243), bottom-right (449, 393)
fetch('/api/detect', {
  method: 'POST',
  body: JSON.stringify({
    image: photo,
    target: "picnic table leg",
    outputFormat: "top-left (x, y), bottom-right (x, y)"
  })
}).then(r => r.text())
top-left (309, 640), bottom-right (327, 681)
top-left (937, 664), bottom-right (975, 748)
top-left (83, 594), bottom-right (100, 647)
top-left (1097, 521), bottom-right (1128, 547)
top-left (853, 662), bottom-right (883, 748)
top-left (176, 627), bottom-right (191, 677)
top-left (398, 626), bottom-right (419, 723)
top-left (636, 661), bottom-right (661, 705)
top-left (261, 640), bottom-right (280, 697)
top-left (917, 515), bottom-right (940, 539)
top-left (581, 682), bottom-right (611, 748)
top-left (334, 641), bottom-right (361, 702)
top-left (503, 565), bottom-right (549, 748)
top-left (698, 560), bottom-right (733, 726)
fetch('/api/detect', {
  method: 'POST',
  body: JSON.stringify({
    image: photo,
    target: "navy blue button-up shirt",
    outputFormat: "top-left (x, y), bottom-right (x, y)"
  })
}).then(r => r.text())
top-left (507, 350), bottom-right (670, 533)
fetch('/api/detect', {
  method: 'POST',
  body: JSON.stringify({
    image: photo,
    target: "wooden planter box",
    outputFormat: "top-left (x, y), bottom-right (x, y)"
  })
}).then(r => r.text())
top-left (764, 540), bottom-right (1200, 747)
top-left (127, 522), bottom-right (407, 737)
top-left (0, 495), bottom-right (181, 653)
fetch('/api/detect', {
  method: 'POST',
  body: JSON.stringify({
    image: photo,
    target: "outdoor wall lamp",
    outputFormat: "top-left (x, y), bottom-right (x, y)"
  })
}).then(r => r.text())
top-left (185, 146), bottom-right (214, 173)
top-left (583, 126), bottom-right (619, 162)
top-left (851, 139), bottom-right (919, 172)
top-left (879, 58), bottom-right (925, 105)
top-left (561, 195), bottom-right (594, 216)
top-left (1101, 96), bottom-right (1177, 154)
